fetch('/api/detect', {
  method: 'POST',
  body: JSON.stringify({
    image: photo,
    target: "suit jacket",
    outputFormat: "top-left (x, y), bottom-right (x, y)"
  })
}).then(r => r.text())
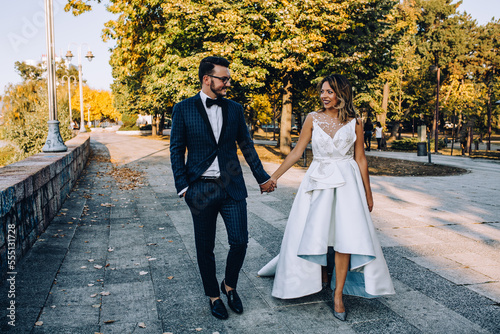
top-left (170, 93), bottom-right (270, 201)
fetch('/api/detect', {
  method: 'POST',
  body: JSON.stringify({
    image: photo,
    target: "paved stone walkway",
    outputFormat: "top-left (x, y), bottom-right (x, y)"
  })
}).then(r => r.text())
top-left (1, 132), bottom-right (499, 333)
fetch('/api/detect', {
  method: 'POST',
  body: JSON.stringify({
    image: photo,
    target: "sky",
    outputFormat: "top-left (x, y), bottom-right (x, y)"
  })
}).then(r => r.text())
top-left (0, 0), bottom-right (499, 96)
top-left (0, 0), bottom-right (116, 94)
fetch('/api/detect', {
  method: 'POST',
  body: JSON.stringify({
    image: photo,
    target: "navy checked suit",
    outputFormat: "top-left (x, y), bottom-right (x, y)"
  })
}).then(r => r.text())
top-left (170, 93), bottom-right (270, 297)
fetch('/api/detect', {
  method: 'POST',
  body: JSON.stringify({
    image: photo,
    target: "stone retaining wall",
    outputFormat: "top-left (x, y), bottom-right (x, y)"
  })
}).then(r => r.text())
top-left (0, 134), bottom-right (90, 278)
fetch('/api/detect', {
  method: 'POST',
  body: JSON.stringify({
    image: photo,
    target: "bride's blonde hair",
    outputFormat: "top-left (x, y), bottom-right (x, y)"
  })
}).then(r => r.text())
top-left (317, 74), bottom-right (358, 123)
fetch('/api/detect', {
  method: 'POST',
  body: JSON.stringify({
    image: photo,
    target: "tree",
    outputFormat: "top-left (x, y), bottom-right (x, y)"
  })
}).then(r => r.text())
top-left (473, 20), bottom-right (500, 150)
top-left (415, 0), bottom-right (469, 146)
top-left (356, 0), bottom-right (422, 138)
top-left (14, 59), bottom-right (79, 83)
top-left (1, 80), bottom-right (74, 162)
top-left (14, 61), bottom-right (44, 81)
top-left (71, 85), bottom-right (120, 124)
top-left (66, 1), bottom-right (400, 152)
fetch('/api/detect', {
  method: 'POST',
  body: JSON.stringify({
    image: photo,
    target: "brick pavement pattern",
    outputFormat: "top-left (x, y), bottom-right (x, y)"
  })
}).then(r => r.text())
top-left (1, 132), bottom-right (499, 333)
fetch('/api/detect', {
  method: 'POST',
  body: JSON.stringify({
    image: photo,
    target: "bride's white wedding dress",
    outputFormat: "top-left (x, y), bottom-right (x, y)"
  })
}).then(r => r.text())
top-left (258, 112), bottom-right (395, 299)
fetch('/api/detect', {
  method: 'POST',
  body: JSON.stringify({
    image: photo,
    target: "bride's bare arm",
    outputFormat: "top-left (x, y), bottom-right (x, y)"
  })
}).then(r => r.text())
top-left (354, 119), bottom-right (374, 212)
top-left (270, 115), bottom-right (313, 184)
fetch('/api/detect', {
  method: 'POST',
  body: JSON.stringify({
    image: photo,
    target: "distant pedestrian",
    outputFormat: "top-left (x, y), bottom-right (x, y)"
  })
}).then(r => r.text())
top-left (375, 122), bottom-right (383, 150)
top-left (363, 118), bottom-right (374, 151)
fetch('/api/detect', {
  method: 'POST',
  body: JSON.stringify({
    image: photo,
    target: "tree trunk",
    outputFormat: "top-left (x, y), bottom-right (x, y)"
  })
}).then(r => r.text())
top-left (159, 111), bottom-right (165, 136)
top-left (280, 78), bottom-right (293, 155)
top-left (390, 123), bottom-right (400, 139)
top-left (486, 77), bottom-right (492, 151)
top-left (377, 81), bottom-right (389, 128)
top-left (467, 126), bottom-right (472, 154)
top-left (152, 114), bottom-right (158, 137)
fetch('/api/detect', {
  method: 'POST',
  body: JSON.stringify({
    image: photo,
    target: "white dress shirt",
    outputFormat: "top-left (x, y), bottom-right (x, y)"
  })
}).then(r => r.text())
top-left (178, 91), bottom-right (222, 196)
top-left (200, 90), bottom-right (223, 177)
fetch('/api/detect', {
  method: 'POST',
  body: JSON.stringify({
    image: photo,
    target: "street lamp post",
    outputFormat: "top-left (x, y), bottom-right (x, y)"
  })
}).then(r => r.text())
top-left (430, 65), bottom-right (440, 153)
top-left (42, 0), bottom-right (67, 152)
top-left (65, 45), bottom-right (94, 133)
top-left (62, 75), bottom-right (77, 129)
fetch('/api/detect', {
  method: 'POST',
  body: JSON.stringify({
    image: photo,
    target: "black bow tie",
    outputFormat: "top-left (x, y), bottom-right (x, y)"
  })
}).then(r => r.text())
top-left (206, 98), bottom-right (223, 108)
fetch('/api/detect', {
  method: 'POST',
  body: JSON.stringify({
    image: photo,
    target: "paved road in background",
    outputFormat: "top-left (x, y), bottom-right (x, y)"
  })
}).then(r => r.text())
top-left (1, 132), bottom-right (499, 333)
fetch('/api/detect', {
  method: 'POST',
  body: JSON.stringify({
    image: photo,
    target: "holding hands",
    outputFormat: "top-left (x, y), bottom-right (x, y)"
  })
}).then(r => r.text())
top-left (260, 178), bottom-right (278, 194)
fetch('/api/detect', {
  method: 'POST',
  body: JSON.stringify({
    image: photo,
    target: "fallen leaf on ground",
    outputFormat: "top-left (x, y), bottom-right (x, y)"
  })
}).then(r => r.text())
top-left (139, 271), bottom-right (148, 275)
top-left (35, 321), bottom-right (43, 326)
top-left (88, 259), bottom-right (95, 262)
top-left (88, 283), bottom-right (95, 287)
top-left (80, 266), bottom-right (87, 269)
top-left (104, 320), bottom-right (116, 324)
top-left (94, 265), bottom-right (103, 269)
top-left (100, 291), bottom-right (111, 296)
top-left (138, 322), bottom-right (146, 328)
top-left (90, 293), bottom-right (98, 298)
top-left (167, 276), bottom-right (174, 280)
top-left (148, 258), bottom-right (157, 261)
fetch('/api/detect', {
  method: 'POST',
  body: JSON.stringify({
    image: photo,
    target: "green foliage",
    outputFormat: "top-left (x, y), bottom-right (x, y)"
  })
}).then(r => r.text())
top-left (391, 137), bottom-right (419, 150)
top-left (0, 145), bottom-right (17, 167)
top-left (1, 80), bottom-right (75, 163)
top-left (121, 112), bottom-right (138, 128)
top-left (391, 137), bottom-right (446, 150)
top-left (64, 0), bottom-right (100, 15)
top-left (15, 60), bottom-right (79, 83)
top-left (118, 125), bottom-right (140, 131)
top-left (64, 0), bottom-right (499, 141)
top-left (91, 0), bottom-right (398, 119)
top-left (139, 124), bottom-right (152, 131)
top-left (14, 61), bottom-right (44, 81)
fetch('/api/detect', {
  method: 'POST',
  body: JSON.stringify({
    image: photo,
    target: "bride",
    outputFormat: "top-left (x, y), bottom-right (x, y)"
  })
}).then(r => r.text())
top-left (259, 74), bottom-right (394, 321)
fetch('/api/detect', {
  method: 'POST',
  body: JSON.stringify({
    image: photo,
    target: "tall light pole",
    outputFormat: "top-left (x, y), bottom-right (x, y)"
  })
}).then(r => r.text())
top-left (430, 65), bottom-right (440, 153)
top-left (62, 75), bottom-right (77, 129)
top-left (42, 0), bottom-right (67, 152)
top-left (65, 44), bottom-right (94, 133)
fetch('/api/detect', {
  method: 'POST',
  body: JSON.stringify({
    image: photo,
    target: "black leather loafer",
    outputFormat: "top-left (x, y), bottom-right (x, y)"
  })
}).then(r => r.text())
top-left (221, 281), bottom-right (243, 314)
top-left (209, 298), bottom-right (228, 320)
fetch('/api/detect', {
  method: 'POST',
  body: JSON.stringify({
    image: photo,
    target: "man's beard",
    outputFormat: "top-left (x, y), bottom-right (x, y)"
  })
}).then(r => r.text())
top-left (210, 81), bottom-right (226, 98)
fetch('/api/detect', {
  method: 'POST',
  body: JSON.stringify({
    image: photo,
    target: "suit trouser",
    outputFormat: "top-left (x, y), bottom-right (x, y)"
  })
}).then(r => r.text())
top-left (185, 179), bottom-right (248, 297)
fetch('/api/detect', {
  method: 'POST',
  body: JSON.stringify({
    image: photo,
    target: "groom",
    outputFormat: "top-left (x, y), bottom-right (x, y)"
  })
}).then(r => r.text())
top-left (170, 56), bottom-right (274, 319)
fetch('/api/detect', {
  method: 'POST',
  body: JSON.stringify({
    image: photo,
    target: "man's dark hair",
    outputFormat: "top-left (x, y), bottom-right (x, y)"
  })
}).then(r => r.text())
top-left (198, 56), bottom-right (230, 83)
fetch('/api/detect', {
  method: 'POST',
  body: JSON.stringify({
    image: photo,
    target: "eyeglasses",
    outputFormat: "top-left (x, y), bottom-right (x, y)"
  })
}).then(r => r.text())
top-left (207, 74), bottom-right (231, 84)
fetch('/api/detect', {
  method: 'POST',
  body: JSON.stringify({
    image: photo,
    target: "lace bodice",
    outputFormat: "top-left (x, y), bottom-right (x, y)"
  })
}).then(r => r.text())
top-left (310, 112), bottom-right (357, 159)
